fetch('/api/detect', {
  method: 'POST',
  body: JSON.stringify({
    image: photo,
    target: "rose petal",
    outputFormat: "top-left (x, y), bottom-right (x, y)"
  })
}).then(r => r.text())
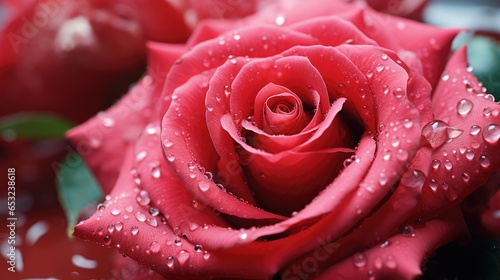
top-left (282, 146), bottom-right (432, 274)
top-left (341, 8), bottom-right (459, 86)
top-left (72, 147), bottom-right (281, 279)
top-left (309, 207), bottom-right (468, 280)
top-left (410, 46), bottom-right (500, 221)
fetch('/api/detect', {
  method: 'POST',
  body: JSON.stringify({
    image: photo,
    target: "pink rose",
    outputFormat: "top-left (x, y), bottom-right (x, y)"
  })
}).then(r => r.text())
top-left (68, 1), bottom-right (500, 278)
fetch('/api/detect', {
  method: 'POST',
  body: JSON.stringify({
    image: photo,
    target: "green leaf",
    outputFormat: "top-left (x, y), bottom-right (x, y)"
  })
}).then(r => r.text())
top-left (466, 36), bottom-right (500, 100)
top-left (56, 152), bottom-right (103, 236)
top-left (0, 113), bottom-right (75, 141)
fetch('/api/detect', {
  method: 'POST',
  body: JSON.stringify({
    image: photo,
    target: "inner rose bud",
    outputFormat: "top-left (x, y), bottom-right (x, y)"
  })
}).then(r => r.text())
top-left (258, 83), bottom-right (312, 135)
top-left (214, 55), bottom-right (357, 215)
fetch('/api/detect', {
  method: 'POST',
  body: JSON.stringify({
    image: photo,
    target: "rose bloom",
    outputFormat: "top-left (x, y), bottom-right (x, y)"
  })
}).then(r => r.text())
top-left (68, 0), bottom-right (500, 279)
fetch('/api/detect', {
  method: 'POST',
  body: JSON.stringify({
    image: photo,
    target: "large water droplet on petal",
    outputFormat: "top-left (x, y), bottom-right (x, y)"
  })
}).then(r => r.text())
top-left (401, 169), bottom-right (426, 188)
top-left (136, 190), bottom-right (151, 206)
top-left (177, 250), bottom-right (190, 265)
top-left (134, 212), bottom-right (146, 222)
top-left (110, 208), bottom-right (121, 216)
top-left (456, 99), bottom-right (473, 116)
top-left (482, 124), bottom-right (500, 144)
top-left (198, 181), bottom-right (210, 192)
top-left (422, 120), bottom-right (449, 148)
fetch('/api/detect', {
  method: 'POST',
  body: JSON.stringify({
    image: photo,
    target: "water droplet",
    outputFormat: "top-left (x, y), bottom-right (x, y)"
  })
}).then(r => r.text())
top-left (393, 87), bottom-right (404, 98)
top-left (125, 205), bottom-right (133, 213)
top-left (482, 124), bottom-right (500, 144)
top-left (457, 99), bottom-right (473, 116)
top-left (401, 225), bottom-right (415, 237)
top-left (470, 125), bottom-right (481, 136)
top-left (194, 245), bottom-right (203, 252)
top-left (166, 256), bottom-right (175, 268)
top-left (403, 119), bottom-right (413, 129)
top-left (465, 150), bottom-right (475, 160)
top-left (353, 253), bottom-right (368, 268)
top-left (366, 70), bottom-right (374, 79)
top-left (134, 212), bottom-right (146, 222)
top-left (343, 157), bottom-right (354, 167)
top-left (206, 104), bottom-right (213, 112)
top-left (149, 207), bottom-right (159, 216)
top-left (396, 149), bottom-right (409, 161)
top-left (163, 139), bottom-right (174, 148)
top-left (115, 222), bottom-right (123, 232)
top-left (401, 169), bottom-right (426, 188)
top-left (381, 53), bottom-right (388, 60)
top-left (136, 151), bottom-right (147, 161)
top-left (150, 162), bottom-right (161, 178)
top-left (422, 120), bottom-right (450, 148)
top-left (150, 241), bottom-right (160, 253)
top-left (233, 33), bottom-right (241, 40)
top-left (166, 153), bottom-right (176, 163)
top-left (461, 172), bottom-right (471, 183)
top-left (444, 160), bottom-right (453, 171)
top-left (97, 203), bottom-right (106, 211)
top-left (136, 190), bottom-right (151, 206)
top-left (146, 124), bottom-right (159, 135)
top-left (378, 173), bottom-right (388, 186)
top-left (102, 117), bottom-right (115, 128)
top-left (484, 107), bottom-right (492, 117)
top-left (204, 171), bottom-right (213, 180)
top-left (239, 230), bottom-right (248, 240)
top-left (382, 149), bottom-right (392, 161)
top-left (110, 208), bottom-right (121, 216)
top-left (198, 181), bottom-right (210, 192)
top-left (107, 224), bottom-right (115, 233)
top-left (131, 226), bottom-right (139, 235)
top-left (429, 179), bottom-right (438, 191)
top-left (146, 218), bottom-right (158, 227)
top-left (431, 159), bottom-right (440, 170)
top-left (203, 251), bottom-right (211, 260)
top-left (103, 235), bottom-right (111, 245)
top-left (447, 127), bottom-right (464, 139)
top-left (441, 74), bottom-right (450, 81)
top-left (391, 137), bottom-right (400, 147)
top-left (484, 94), bottom-right (495, 102)
top-left (177, 250), bottom-right (190, 265)
top-left (479, 155), bottom-right (490, 168)
top-left (228, 55), bottom-right (237, 64)
top-left (275, 14), bottom-right (285, 25)
top-left (189, 222), bottom-right (199, 231)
